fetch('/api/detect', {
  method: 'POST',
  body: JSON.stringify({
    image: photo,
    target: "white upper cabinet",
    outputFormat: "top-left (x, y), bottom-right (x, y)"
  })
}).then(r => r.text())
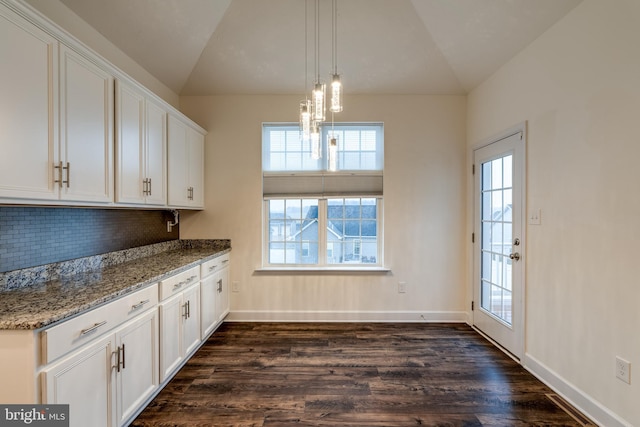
top-left (0, 2), bottom-right (205, 208)
top-left (115, 80), bottom-right (167, 206)
top-left (145, 99), bottom-right (168, 205)
top-left (168, 114), bottom-right (205, 209)
top-left (59, 45), bottom-right (114, 203)
top-left (0, 4), bottom-right (59, 200)
top-left (0, 4), bottom-right (114, 204)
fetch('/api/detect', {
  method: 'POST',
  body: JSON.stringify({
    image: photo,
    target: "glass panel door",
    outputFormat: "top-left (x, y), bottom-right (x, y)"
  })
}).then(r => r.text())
top-left (481, 155), bottom-right (513, 324)
top-left (473, 127), bottom-right (525, 359)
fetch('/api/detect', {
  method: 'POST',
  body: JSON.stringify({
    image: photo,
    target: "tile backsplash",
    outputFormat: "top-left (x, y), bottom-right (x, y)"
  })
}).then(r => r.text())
top-left (0, 207), bottom-right (179, 272)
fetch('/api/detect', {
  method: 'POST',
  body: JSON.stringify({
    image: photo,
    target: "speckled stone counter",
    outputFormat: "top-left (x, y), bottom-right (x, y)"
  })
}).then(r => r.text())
top-left (0, 239), bottom-right (230, 330)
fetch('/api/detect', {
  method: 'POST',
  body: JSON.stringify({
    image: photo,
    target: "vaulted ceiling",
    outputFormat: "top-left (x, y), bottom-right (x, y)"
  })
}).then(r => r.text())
top-left (58, 0), bottom-right (582, 96)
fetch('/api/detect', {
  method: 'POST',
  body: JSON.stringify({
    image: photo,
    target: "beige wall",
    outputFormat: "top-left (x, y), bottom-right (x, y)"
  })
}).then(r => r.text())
top-left (179, 95), bottom-right (467, 321)
top-left (24, 0), bottom-right (179, 107)
top-left (468, 0), bottom-right (640, 425)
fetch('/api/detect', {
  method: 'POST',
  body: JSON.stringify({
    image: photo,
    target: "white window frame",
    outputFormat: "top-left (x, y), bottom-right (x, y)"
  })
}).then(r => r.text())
top-left (261, 123), bottom-right (387, 271)
top-left (262, 197), bottom-right (384, 269)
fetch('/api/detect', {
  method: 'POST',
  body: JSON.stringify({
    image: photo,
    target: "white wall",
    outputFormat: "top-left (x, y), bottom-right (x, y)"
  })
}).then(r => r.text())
top-left (23, 0), bottom-right (179, 107)
top-left (179, 95), bottom-right (467, 321)
top-left (467, 1), bottom-right (640, 425)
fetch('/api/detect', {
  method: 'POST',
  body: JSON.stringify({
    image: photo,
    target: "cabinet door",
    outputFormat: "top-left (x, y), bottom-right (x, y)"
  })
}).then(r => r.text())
top-left (115, 309), bottom-right (159, 426)
top-left (187, 128), bottom-right (205, 208)
top-left (145, 99), bottom-right (167, 205)
top-left (159, 292), bottom-right (183, 382)
top-left (200, 274), bottom-right (218, 340)
top-left (59, 45), bottom-right (114, 203)
top-left (115, 81), bottom-right (145, 204)
top-left (167, 115), bottom-right (189, 207)
top-left (42, 334), bottom-right (116, 427)
top-left (182, 283), bottom-right (201, 357)
top-left (0, 6), bottom-right (59, 200)
top-left (216, 267), bottom-right (230, 324)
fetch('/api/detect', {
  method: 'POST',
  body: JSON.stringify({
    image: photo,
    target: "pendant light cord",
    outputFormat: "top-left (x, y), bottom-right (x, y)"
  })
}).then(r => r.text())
top-left (332, 0), bottom-right (337, 74)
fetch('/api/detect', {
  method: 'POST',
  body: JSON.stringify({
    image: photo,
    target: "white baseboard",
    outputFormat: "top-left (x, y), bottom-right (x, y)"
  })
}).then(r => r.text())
top-left (523, 353), bottom-right (632, 427)
top-left (225, 310), bottom-right (467, 323)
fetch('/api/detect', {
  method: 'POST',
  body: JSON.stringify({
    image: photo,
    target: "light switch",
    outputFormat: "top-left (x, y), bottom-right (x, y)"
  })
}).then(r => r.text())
top-left (528, 208), bottom-right (541, 225)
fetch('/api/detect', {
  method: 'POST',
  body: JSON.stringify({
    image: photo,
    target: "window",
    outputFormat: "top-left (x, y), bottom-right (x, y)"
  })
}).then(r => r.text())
top-left (263, 123), bottom-right (384, 268)
top-left (263, 123), bottom-right (383, 172)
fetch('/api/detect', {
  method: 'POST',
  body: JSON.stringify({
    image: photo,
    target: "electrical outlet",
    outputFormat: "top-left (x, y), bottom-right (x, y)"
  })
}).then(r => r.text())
top-left (398, 282), bottom-right (406, 293)
top-left (616, 356), bottom-right (631, 384)
top-left (232, 281), bottom-right (240, 292)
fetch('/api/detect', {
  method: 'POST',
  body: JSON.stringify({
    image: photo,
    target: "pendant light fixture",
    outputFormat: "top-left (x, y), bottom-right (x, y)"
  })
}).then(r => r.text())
top-left (311, 0), bottom-right (326, 123)
top-left (299, 0), bottom-right (344, 163)
top-left (299, 1), bottom-right (311, 145)
top-left (330, 0), bottom-right (342, 113)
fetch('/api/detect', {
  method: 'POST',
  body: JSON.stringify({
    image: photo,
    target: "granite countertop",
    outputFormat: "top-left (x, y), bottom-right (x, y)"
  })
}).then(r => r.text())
top-left (0, 240), bottom-right (230, 330)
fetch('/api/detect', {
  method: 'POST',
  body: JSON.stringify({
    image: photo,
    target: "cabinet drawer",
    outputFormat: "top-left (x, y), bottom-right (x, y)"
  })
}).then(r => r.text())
top-left (159, 266), bottom-right (200, 301)
top-left (41, 284), bottom-right (158, 364)
top-left (201, 254), bottom-right (230, 278)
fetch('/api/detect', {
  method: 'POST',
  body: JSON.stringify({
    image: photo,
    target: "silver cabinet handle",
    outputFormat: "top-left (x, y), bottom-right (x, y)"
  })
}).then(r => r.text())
top-left (221, 259), bottom-right (229, 264)
top-left (116, 344), bottom-right (125, 372)
top-left (80, 320), bottom-right (107, 336)
top-left (208, 265), bottom-right (217, 272)
top-left (65, 162), bottom-right (70, 188)
top-left (217, 279), bottom-right (222, 293)
top-left (54, 161), bottom-right (62, 188)
top-left (132, 299), bottom-right (150, 310)
top-left (173, 281), bottom-right (184, 290)
top-left (148, 178), bottom-right (152, 196)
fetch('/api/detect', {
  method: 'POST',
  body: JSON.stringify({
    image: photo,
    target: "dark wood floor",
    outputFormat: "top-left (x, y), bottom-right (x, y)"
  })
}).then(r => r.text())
top-left (132, 323), bottom-right (584, 426)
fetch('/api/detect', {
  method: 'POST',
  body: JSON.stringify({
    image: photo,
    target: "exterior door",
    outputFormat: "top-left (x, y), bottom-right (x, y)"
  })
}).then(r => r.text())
top-left (473, 126), bottom-right (525, 359)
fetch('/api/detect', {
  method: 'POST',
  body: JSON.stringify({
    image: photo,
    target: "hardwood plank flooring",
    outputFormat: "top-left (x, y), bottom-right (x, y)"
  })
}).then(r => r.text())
top-left (131, 323), bottom-right (583, 426)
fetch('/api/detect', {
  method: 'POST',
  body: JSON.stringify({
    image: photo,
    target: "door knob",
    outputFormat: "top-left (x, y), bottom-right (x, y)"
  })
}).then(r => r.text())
top-left (509, 252), bottom-right (520, 261)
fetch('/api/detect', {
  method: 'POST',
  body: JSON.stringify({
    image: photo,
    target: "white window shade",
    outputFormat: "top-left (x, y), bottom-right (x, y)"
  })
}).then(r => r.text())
top-left (263, 172), bottom-right (383, 198)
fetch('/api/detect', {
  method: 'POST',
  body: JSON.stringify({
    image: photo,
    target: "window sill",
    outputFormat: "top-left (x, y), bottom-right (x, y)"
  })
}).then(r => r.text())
top-left (254, 266), bottom-right (391, 274)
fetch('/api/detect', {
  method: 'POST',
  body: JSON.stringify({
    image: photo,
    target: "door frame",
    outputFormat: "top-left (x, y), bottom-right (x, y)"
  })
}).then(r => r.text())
top-left (471, 121), bottom-right (527, 361)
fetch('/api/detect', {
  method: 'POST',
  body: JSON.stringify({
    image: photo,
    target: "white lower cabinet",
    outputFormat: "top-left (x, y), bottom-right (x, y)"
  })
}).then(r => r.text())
top-left (115, 309), bottom-right (159, 426)
top-left (159, 281), bottom-right (201, 382)
top-left (42, 333), bottom-right (116, 427)
top-left (215, 265), bottom-right (230, 325)
top-left (42, 308), bottom-right (158, 427)
top-left (13, 255), bottom-right (231, 427)
top-left (200, 254), bottom-right (230, 340)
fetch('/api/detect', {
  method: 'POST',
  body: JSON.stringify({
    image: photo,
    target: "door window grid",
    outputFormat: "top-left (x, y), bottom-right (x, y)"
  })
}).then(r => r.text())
top-left (480, 155), bottom-right (513, 324)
